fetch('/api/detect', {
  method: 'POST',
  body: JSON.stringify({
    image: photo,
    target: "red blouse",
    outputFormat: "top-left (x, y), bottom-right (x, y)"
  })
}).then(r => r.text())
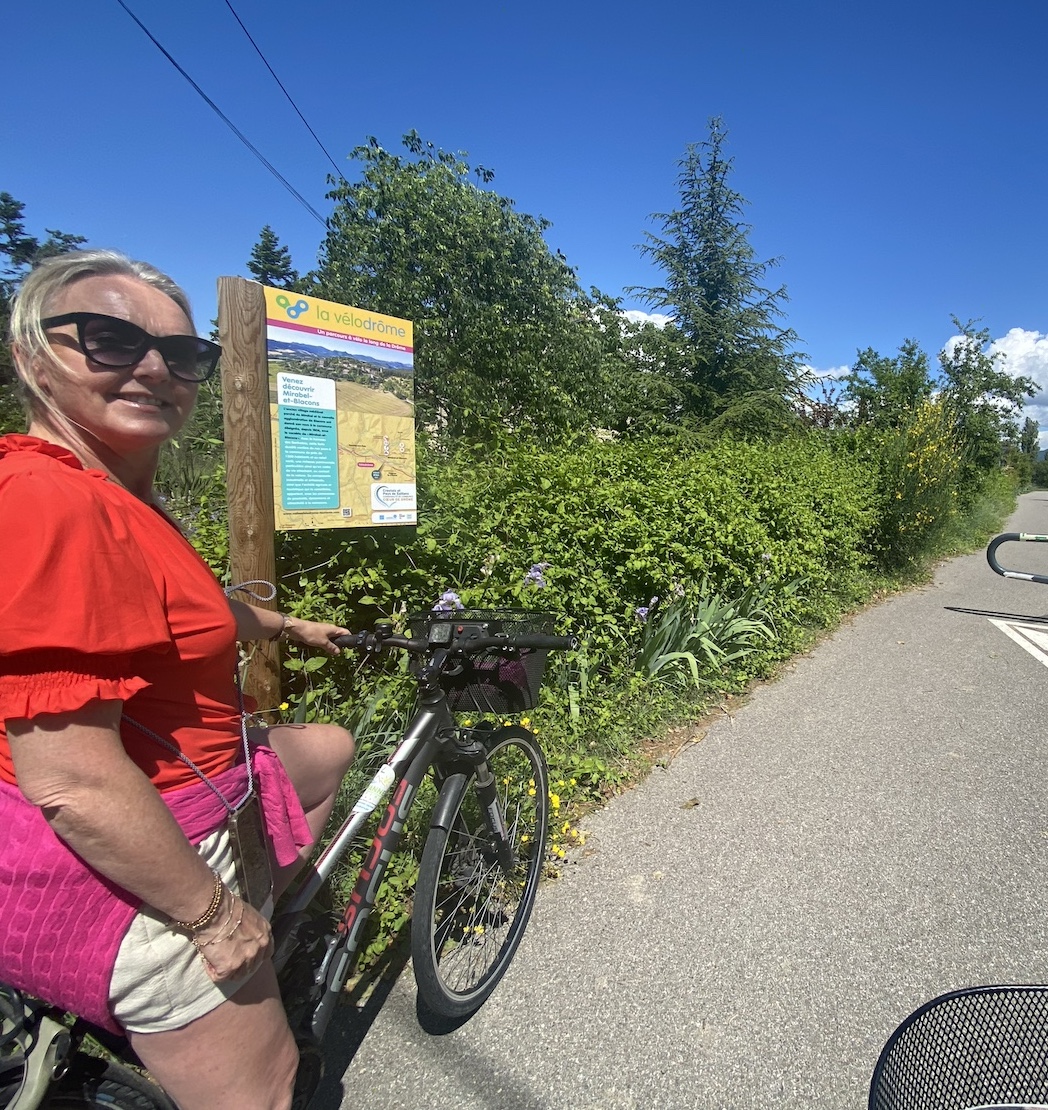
top-left (0, 435), bottom-right (244, 791)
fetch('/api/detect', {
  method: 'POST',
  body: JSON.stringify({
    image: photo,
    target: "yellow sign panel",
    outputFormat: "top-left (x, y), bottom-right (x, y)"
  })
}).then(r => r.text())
top-left (264, 287), bottom-right (416, 530)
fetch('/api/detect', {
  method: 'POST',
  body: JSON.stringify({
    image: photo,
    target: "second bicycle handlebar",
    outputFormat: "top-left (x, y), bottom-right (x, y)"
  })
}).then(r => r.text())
top-left (986, 532), bottom-right (1048, 585)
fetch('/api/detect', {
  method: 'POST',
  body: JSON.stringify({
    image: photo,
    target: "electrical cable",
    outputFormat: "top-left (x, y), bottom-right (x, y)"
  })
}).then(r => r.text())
top-left (114, 0), bottom-right (327, 227)
top-left (219, 0), bottom-right (347, 183)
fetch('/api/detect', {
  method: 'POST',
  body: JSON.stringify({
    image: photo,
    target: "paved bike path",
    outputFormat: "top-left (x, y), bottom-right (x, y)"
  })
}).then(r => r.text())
top-left (320, 492), bottom-right (1048, 1110)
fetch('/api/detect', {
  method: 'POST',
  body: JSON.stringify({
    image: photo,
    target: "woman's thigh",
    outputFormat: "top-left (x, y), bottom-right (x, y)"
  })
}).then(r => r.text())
top-left (128, 961), bottom-right (298, 1110)
top-left (254, 722), bottom-right (354, 812)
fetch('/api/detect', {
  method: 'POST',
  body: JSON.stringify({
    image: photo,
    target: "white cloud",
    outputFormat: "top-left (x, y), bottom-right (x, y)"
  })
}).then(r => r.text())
top-left (621, 309), bottom-right (673, 329)
top-left (942, 327), bottom-right (1048, 446)
top-left (991, 328), bottom-right (1048, 394)
top-left (803, 363), bottom-right (851, 381)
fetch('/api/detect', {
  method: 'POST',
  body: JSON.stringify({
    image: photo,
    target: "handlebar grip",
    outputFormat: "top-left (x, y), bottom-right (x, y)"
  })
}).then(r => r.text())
top-left (986, 532), bottom-right (1048, 584)
top-left (332, 631), bottom-right (427, 651)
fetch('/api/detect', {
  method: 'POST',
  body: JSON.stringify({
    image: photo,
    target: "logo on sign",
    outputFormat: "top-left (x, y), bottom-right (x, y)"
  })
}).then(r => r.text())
top-left (374, 485), bottom-right (414, 508)
top-left (276, 294), bottom-right (309, 320)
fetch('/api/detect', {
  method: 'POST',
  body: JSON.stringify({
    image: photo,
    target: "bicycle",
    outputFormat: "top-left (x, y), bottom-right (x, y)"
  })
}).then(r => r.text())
top-left (1, 607), bottom-right (574, 1109)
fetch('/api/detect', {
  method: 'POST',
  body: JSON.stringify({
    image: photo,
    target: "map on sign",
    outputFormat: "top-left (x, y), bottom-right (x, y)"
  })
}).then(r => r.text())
top-left (988, 619), bottom-right (1048, 669)
top-left (264, 287), bottom-right (416, 531)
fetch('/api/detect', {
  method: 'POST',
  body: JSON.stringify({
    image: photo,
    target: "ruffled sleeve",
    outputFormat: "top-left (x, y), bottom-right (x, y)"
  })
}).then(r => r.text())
top-left (0, 452), bottom-right (173, 721)
top-left (0, 651), bottom-right (152, 719)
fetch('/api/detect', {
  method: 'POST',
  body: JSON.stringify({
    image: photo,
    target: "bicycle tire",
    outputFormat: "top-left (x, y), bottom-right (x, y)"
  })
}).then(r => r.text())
top-left (412, 726), bottom-right (549, 1019)
top-left (48, 1056), bottom-right (175, 1110)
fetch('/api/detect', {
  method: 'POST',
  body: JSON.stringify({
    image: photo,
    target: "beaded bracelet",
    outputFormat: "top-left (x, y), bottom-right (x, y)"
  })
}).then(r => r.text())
top-left (170, 870), bottom-right (225, 932)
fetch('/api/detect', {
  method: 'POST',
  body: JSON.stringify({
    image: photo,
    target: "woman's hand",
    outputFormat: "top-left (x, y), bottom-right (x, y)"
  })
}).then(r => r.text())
top-left (227, 599), bottom-right (349, 654)
top-left (282, 616), bottom-right (350, 655)
top-left (191, 891), bottom-right (273, 982)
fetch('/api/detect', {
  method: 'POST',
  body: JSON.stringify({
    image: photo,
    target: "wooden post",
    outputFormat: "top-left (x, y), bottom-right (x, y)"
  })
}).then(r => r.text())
top-left (217, 277), bottom-right (280, 708)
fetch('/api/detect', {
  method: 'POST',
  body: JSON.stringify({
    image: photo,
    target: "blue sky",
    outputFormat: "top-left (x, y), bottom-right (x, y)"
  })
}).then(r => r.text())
top-left (7, 0), bottom-right (1048, 434)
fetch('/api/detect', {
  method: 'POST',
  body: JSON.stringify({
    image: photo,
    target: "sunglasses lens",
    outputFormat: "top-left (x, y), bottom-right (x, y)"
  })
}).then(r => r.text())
top-left (80, 317), bottom-right (148, 367)
top-left (158, 337), bottom-right (215, 381)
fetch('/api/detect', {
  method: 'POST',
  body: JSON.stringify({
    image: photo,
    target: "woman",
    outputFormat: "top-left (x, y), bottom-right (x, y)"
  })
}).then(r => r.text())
top-left (0, 250), bottom-right (355, 1109)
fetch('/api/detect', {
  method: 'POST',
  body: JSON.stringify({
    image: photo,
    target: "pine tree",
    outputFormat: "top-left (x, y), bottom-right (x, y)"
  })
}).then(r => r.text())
top-left (632, 119), bottom-right (802, 424)
top-left (1, 193), bottom-right (86, 432)
top-left (247, 225), bottom-right (298, 288)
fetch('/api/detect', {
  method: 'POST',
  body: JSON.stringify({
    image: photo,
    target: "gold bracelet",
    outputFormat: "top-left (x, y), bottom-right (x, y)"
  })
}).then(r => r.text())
top-left (194, 900), bottom-right (245, 949)
top-left (271, 613), bottom-right (293, 642)
top-left (171, 870), bottom-right (225, 932)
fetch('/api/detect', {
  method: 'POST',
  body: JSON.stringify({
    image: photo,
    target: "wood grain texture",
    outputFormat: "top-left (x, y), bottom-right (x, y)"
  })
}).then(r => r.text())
top-left (218, 277), bottom-right (281, 706)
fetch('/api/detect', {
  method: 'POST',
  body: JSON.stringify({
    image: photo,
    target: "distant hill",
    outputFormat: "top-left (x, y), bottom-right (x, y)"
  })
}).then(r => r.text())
top-left (267, 340), bottom-right (412, 375)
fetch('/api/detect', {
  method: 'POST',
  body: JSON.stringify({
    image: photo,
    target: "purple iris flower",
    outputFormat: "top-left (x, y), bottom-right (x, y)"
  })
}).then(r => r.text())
top-left (432, 589), bottom-right (464, 612)
top-left (524, 562), bottom-right (551, 589)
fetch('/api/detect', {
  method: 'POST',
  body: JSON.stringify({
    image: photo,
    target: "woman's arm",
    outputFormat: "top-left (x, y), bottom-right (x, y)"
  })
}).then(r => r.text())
top-left (7, 699), bottom-right (270, 980)
top-left (227, 598), bottom-right (348, 655)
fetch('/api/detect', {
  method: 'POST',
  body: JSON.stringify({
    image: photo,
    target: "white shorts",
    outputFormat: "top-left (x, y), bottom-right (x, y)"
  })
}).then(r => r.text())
top-left (108, 826), bottom-right (274, 1033)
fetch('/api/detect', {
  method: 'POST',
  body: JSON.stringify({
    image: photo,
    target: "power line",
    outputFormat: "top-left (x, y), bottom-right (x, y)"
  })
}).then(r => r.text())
top-left (219, 0), bottom-right (347, 184)
top-left (114, 0), bottom-right (327, 227)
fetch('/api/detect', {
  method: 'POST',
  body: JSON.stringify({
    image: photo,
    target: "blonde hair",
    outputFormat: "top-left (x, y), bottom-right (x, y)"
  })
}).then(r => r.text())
top-left (8, 249), bottom-right (196, 419)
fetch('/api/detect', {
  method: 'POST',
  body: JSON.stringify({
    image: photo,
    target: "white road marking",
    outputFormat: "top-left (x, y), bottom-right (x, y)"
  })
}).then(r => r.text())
top-left (989, 618), bottom-right (1048, 669)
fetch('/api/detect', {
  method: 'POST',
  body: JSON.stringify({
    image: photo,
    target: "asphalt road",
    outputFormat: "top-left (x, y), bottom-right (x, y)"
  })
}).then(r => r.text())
top-left (315, 491), bottom-right (1048, 1110)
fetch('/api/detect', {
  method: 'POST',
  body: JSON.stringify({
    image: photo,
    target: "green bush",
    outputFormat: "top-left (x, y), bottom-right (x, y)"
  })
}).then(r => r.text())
top-left (857, 400), bottom-right (963, 569)
top-left (166, 421), bottom-right (1015, 969)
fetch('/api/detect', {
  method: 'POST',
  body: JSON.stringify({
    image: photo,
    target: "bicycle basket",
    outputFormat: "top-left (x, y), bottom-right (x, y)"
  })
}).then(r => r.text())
top-left (869, 985), bottom-right (1048, 1110)
top-left (407, 609), bottom-right (557, 714)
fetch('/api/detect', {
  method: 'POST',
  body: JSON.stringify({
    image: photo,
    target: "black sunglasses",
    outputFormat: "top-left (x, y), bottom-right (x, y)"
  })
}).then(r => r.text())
top-left (41, 312), bottom-right (221, 383)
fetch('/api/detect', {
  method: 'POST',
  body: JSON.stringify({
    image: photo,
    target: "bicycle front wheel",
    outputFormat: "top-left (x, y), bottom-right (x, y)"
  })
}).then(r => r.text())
top-left (412, 726), bottom-right (549, 1020)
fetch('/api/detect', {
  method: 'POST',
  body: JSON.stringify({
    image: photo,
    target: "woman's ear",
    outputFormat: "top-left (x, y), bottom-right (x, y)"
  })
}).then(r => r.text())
top-left (12, 344), bottom-right (53, 399)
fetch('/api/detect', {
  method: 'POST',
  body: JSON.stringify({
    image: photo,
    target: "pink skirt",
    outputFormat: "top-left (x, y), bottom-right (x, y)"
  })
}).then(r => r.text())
top-left (0, 745), bottom-right (311, 1033)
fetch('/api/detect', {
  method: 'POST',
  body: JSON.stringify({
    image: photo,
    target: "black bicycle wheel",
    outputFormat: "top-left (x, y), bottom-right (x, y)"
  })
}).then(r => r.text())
top-left (412, 726), bottom-right (549, 1019)
top-left (49, 1056), bottom-right (175, 1109)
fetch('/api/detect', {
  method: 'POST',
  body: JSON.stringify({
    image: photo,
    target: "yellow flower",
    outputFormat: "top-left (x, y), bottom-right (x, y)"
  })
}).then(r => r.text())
top-left (550, 793), bottom-right (561, 810)
top-left (520, 717), bottom-right (531, 728)
top-left (279, 701), bottom-right (289, 711)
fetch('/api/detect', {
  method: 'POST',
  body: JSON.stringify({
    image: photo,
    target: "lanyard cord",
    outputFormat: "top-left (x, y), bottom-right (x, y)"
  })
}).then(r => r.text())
top-left (123, 579), bottom-right (279, 813)
top-left (123, 672), bottom-right (255, 815)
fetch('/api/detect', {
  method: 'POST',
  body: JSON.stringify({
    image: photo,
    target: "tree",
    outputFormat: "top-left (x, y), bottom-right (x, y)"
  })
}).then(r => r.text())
top-left (309, 132), bottom-right (599, 442)
top-left (632, 118), bottom-right (803, 425)
top-left (246, 225), bottom-right (298, 288)
top-left (1020, 416), bottom-right (1039, 459)
top-left (0, 192), bottom-right (86, 433)
top-left (843, 339), bottom-right (934, 428)
top-left (939, 318), bottom-right (1035, 455)
top-left (584, 291), bottom-right (687, 435)
top-left (938, 317), bottom-right (1036, 504)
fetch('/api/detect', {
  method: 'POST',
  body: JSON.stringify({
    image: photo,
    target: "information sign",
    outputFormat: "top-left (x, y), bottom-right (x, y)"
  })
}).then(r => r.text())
top-left (264, 287), bottom-right (416, 530)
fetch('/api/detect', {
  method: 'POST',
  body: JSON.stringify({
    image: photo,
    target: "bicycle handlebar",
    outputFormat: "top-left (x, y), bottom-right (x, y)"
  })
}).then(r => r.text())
top-left (332, 629), bottom-right (576, 655)
top-left (986, 532), bottom-right (1048, 585)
